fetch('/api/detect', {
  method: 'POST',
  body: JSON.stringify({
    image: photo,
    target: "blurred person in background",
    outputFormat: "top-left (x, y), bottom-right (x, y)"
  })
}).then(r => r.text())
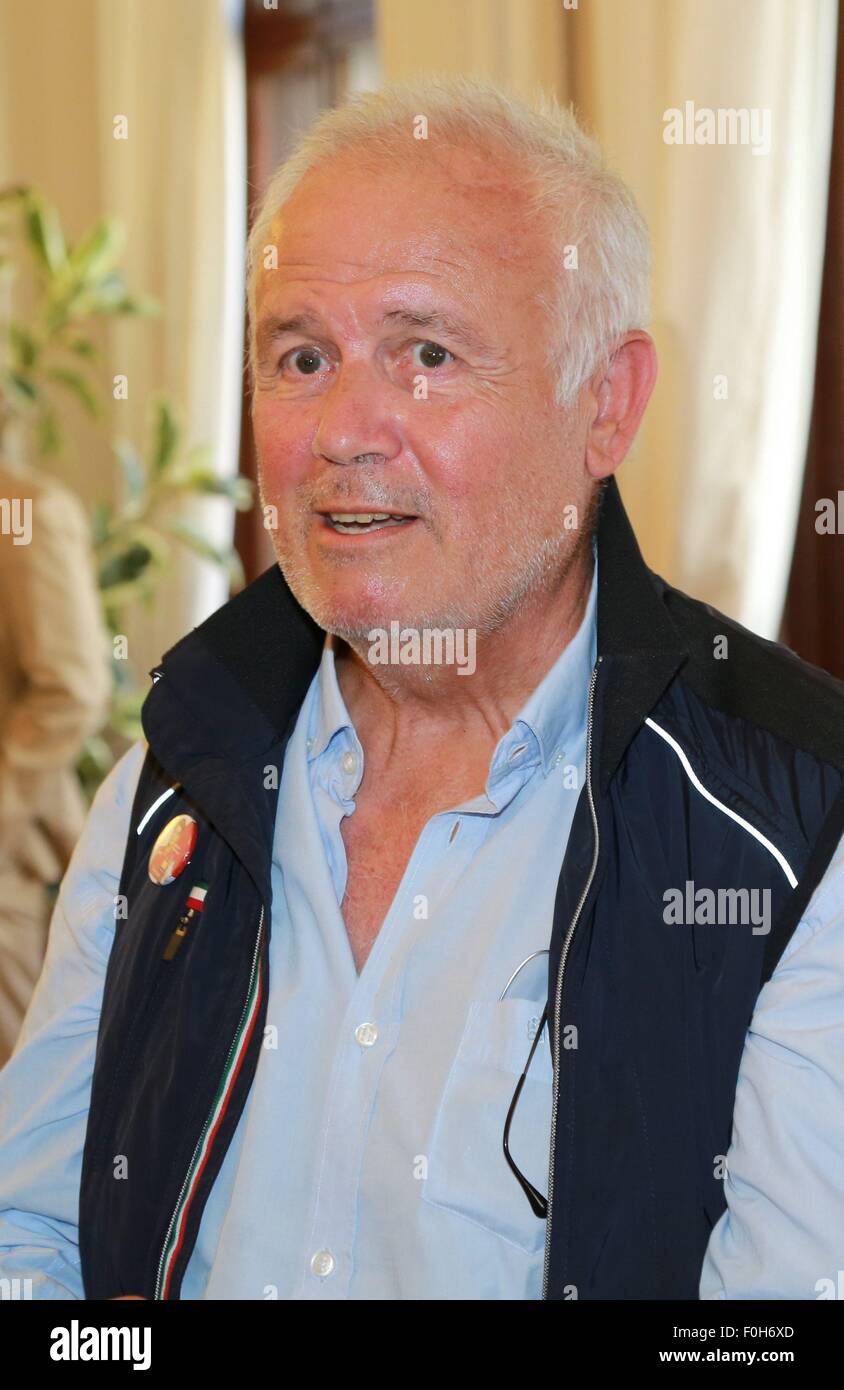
top-left (0, 457), bottom-right (110, 1065)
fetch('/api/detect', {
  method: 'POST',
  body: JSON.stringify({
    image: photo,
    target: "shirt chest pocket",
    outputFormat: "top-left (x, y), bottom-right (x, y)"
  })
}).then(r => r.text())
top-left (421, 998), bottom-right (553, 1254)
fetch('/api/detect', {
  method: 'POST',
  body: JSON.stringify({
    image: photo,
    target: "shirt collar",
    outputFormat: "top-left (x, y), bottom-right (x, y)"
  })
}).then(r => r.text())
top-left (306, 632), bottom-right (354, 763)
top-left (487, 549), bottom-right (598, 785)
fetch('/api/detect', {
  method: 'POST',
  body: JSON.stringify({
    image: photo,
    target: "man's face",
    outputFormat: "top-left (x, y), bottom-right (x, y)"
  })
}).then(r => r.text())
top-left (252, 143), bottom-right (591, 639)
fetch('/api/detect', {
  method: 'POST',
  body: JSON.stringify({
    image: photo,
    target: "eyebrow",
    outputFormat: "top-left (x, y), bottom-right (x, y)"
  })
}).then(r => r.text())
top-left (255, 307), bottom-right (494, 359)
top-left (381, 308), bottom-right (493, 355)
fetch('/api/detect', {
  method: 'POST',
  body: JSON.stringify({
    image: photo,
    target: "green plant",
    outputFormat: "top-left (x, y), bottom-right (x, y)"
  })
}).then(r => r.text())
top-left (76, 395), bottom-right (253, 797)
top-left (0, 186), bottom-right (254, 796)
top-left (0, 186), bottom-right (159, 456)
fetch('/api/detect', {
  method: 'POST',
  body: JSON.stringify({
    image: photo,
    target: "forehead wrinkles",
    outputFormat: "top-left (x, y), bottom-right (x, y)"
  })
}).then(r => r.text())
top-left (268, 158), bottom-right (536, 274)
top-left (256, 278), bottom-right (500, 359)
top-left (270, 204), bottom-right (479, 267)
top-left (256, 243), bottom-right (493, 330)
top-left (257, 227), bottom-right (534, 322)
top-left (256, 229), bottom-right (477, 311)
top-left (255, 160), bottom-right (549, 329)
top-left (272, 249), bottom-right (470, 281)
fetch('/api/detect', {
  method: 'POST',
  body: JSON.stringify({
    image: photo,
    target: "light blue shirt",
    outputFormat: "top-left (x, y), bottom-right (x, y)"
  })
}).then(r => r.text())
top-left (1, 555), bottom-right (843, 1299)
top-left (181, 561), bottom-right (595, 1300)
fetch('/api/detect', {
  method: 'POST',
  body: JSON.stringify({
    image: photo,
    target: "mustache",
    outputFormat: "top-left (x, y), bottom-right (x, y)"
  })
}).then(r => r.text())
top-left (301, 478), bottom-right (430, 517)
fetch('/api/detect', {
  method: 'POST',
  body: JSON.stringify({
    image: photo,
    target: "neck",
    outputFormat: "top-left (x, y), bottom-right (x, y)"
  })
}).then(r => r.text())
top-left (333, 546), bottom-right (595, 785)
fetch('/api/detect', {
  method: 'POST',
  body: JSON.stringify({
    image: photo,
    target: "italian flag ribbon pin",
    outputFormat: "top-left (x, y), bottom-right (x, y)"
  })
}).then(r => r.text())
top-left (185, 882), bottom-right (209, 912)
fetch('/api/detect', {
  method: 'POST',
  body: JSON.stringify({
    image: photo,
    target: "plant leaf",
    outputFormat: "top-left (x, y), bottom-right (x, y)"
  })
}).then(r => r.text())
top-left (46, 366), bottom-right (100, 418)
top-left (98, 539), bottom-right (157, 590)
top-left (75, 268), bottom-right (127, 311)
top-left (164, 520), bottom-right (244, 588)
top-left (101, 571), bottom-right (160, 618)
top-left (3, 371), bottom-right (38, 407)
top-left (108, 292), bottom-right (160, 318)
top-left (161, 520), bottom-right (223, 562)
top-left (113, 440), bottom-right (145, 504)
top-left (54, 272), bottom-right (155, 326)
top-left (117, 523), bottom-right (171, 565)
top-left (38, 408), bottom-right (61, 456)
top-left (148, 398), bottom-right (180, 476)
top-left (66, 218), bottom-right (125, 285)
top-left (90, 499), bottom-right (114, 547)
top-left (8, 322), bottom-right (39, 369)
top-left (180, 468), bottom-right (254, 510)
top-left (68, 337), bottom-right (97, 357)
top-left (24, 195), bottom-right (67, 275)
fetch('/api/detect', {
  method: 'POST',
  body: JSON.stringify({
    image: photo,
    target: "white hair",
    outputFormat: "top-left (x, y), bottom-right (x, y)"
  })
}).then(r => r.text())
top-left (246, 74), bottom-right (651, 407)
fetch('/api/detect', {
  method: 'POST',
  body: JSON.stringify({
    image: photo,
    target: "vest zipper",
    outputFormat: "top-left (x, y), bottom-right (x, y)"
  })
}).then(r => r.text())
top-left (542, 656), bottom-right (602, 1300)
top-left (153, 905), bottom-right (265, 1300)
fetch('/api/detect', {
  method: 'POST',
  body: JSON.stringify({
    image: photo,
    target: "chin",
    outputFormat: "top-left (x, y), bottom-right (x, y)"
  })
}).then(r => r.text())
top-left (290, 588), bottom-right (394, 641)
top-left (322, 597), bottom-right (404, 641)
top-left (314, 578), bottom-right (415, 634)
top-left (279, 554), bottom-right (465, 637)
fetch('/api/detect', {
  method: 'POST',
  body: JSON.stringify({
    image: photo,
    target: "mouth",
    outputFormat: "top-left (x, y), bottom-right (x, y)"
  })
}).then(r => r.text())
top-left (315, 509), bottom-right (419, 536)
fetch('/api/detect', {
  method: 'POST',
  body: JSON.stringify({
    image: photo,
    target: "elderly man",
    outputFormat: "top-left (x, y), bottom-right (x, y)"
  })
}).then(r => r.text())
top-left (1, 77), bottom-right (843, 1303)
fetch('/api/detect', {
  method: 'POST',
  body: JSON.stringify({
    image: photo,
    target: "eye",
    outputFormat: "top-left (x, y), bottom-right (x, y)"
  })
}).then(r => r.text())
top-left (280, 346), bottom-right (328, 376)
top-left (410, 340), bottom-right (455, 370)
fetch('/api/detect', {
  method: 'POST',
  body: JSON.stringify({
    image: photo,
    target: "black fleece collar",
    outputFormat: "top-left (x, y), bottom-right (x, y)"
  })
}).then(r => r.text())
top-left (594, 478), bottom-right (688, 790)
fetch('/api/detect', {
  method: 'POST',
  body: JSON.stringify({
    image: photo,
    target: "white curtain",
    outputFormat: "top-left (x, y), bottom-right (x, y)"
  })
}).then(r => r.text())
top-left (95, 0), bottom-right (247, 668)
top-left (0, 0), bottom-right (246, 672)
top-left (376, 0), bottom-right (838, 636)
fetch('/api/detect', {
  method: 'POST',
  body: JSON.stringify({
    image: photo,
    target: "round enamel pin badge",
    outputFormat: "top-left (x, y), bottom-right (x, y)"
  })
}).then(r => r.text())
top-left (148, 813), bottom-right (198, 885)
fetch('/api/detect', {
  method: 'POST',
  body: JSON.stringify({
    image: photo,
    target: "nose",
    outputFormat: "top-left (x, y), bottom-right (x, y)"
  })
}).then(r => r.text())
top-left (312, 359), bottom-right (402, 467)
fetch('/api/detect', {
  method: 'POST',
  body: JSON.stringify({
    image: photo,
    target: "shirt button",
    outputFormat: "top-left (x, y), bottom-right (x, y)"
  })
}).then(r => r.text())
top-left (354, 1021), bottom-right (378, 1047)
top-left (341, 750), bottom-right (358, 775)
top-left (306, 737), bottom-right (314, 752)
top-left (310, 1249), bottom-right (335, 1278)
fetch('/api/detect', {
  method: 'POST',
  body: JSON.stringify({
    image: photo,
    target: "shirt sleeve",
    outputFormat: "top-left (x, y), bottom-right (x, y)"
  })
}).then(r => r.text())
top-left (700, 826), bottom-right (844, 1299)
top-left (0, 738), bottom-right (147, 1299)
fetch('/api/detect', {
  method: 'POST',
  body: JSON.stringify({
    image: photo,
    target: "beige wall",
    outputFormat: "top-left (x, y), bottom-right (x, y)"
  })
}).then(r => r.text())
top-left (0, 0), bottom-right (109, 512)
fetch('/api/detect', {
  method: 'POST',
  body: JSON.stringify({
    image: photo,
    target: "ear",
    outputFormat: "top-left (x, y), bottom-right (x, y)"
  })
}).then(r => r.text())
top-left (584, 332), bottom-right (657, 481)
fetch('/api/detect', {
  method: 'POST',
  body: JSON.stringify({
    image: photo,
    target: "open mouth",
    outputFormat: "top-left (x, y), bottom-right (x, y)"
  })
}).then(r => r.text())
top-left (320, 511), bottom-right (418, 535)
